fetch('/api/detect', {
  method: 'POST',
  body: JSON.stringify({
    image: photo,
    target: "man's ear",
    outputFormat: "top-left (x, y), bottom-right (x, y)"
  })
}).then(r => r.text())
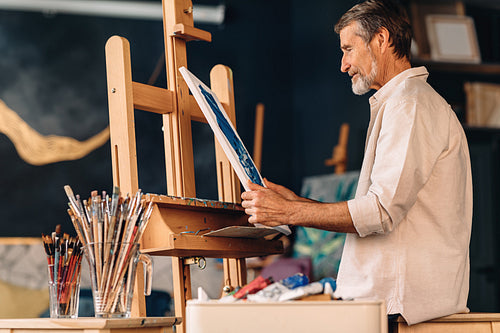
top-left (373, 27), bottom-right (391, 54)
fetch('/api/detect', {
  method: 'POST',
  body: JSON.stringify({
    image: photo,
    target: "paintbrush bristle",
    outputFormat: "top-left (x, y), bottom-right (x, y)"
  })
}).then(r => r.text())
top-left (64, 185), bottom-right (74, 198)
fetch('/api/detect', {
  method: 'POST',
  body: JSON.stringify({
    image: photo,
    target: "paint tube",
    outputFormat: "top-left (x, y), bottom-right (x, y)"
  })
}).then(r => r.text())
top-left (278, 277), bottom-right (337, 302)
top-left (246, 281), bottom-right (290, 302)
top-left (280, 273), bottom-right (309, 289)
top-left (233, 275), bottom-right (273, 300)
top-left (218, 286), bottom-right (241, 303)
top-left (319, 277), bottom-right (336, 291)
top-left (324, 281), bottom-right (335, 297)
top-left (247, 273), bottom-right (310, 302)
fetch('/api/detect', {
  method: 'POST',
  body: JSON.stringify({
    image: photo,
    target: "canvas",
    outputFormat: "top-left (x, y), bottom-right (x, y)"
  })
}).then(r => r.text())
top-left (179, 66), bottom-right (263, 191)
top-left (179, 66), bottom-right (290, 236)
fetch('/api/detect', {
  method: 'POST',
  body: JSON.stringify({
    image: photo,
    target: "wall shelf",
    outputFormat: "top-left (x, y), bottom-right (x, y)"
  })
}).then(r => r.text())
top-left (412, 59), bottom-right (500, 75)
top-left (464, 126), bottom-right (500, 139)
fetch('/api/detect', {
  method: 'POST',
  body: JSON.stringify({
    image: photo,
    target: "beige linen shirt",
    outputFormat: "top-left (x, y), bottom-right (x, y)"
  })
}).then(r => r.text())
top-left (334, 67), bottom-right (473, 325)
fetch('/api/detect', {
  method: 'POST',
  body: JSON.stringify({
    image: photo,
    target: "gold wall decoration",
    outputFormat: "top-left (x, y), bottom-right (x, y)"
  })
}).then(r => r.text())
top-left (0, 99), bottom-right (109, 165)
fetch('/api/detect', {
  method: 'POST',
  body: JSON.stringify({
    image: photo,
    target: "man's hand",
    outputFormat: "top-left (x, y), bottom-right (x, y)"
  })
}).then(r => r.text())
top-left (241, 179), bottom-right (356, 233)
top-left (262, 178), bottom-right (303, 201)
top-left (241, 179), bottom-right (296, 227)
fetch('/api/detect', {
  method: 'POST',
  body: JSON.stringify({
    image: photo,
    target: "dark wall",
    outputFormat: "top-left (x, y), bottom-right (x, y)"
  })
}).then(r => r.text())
top-left (186, 0), bottom-right (294, 198)
top-left (290, 0), bottom-right (369, 189)
top-left (0, 0), bottom-right (295, 236)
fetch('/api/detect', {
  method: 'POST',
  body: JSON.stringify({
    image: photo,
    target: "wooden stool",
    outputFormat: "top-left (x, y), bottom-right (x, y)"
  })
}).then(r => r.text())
top-left (391, 313), bottom-right (500, 333)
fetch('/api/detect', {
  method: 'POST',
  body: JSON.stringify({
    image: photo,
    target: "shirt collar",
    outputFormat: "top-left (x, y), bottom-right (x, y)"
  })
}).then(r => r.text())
top-left (369, 66), bottom-right (429, 106)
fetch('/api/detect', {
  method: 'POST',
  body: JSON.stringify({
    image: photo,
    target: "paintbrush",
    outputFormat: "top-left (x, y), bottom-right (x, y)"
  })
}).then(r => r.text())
top-left (63, 186), bottom-right (155, 314)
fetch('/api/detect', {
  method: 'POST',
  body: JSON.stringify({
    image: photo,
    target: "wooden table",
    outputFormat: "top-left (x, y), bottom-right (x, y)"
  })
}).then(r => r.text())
top-left (0, 317), bottom-right (180, 333)
top-left (392, 313), bottom-right (500, 333)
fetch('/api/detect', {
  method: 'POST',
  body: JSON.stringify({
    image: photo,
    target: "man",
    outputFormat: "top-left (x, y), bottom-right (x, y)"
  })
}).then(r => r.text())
top-left (241, 0), bottom-right (472, 325)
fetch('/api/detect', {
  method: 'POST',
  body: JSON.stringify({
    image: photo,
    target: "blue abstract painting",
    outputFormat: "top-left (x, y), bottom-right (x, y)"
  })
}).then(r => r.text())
top-left (179, 66), bottom-right (264, 191)
top-left (198, 84), bottom-right (263, 186)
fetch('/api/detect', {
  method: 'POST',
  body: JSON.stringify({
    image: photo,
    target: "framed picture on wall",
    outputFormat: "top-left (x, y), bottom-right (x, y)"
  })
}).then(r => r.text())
top-left (409, 1), bottom-right (466, 60)
top-left (426, 14), bottom-right (481, 63)
top-left (465, 81), bottom-right (500, 128)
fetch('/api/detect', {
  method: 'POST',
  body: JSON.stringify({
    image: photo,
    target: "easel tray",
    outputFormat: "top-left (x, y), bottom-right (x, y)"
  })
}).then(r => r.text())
top-left (140, 194), bottom-right (284, 258)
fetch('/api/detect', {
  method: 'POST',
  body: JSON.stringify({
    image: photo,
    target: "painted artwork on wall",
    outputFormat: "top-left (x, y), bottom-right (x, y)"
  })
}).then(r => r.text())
top-left (0, 10), bottom-right (165, 236)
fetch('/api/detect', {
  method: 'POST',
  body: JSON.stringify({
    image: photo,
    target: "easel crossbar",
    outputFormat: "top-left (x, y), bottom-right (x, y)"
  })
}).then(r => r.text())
top-left (131, 82), bottom-right (205, 122)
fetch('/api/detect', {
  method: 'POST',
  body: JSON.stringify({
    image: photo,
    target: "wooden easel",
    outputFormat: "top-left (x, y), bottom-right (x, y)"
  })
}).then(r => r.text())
top-left (253, 103), bottom-right (265, 171)
top-left (325, 123), bottom-right (349, 174)
top-left (105, 0), bottom-right (283, 331)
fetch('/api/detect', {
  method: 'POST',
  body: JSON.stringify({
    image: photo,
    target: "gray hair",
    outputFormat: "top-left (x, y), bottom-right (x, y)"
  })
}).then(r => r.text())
top-left (334, 0), bottom-right (412, 60)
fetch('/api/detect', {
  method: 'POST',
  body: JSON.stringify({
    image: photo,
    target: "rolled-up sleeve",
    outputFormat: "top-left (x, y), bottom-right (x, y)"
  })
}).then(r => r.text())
top-left (348, 194), bottom-right (383, 236)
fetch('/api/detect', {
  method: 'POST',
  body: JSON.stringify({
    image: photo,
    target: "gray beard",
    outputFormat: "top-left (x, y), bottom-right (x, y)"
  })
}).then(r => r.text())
top-left (352, 59), bottom-right (377, 96)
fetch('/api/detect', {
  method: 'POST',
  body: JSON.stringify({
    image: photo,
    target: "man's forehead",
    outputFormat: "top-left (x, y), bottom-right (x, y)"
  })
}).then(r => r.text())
top-left (340, 22), bottom-right (362, 46)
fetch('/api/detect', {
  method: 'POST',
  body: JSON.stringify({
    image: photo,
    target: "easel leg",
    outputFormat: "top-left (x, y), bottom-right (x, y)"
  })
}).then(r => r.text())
top-left (131, 263), bottom-right (147, 317)
top-left (222, 258), bottom-right (247, 294)
top-left (172, 256), bottom-right (191, 333)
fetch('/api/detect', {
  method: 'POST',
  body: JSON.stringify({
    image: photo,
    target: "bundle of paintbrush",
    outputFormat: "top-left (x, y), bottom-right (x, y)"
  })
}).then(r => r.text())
top-left (63, 185), bottom-right (154, 316)
top-left (63, 185), bottom-right (153, 250)
top-left (42, 225), bottom-right (83, 318)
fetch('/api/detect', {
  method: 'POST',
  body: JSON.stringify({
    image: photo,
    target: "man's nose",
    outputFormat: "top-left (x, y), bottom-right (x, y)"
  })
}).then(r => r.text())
top-left (341, 56), bottom-right (350, 73)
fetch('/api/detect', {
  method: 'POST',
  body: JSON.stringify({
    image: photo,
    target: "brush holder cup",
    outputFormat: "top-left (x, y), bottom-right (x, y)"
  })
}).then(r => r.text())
top-left (48, 265), bottom-right (82, 318)
top-left (84, 242), bottom-right (152, 318)
top-left (46, 242), bottom-right (83, 319)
